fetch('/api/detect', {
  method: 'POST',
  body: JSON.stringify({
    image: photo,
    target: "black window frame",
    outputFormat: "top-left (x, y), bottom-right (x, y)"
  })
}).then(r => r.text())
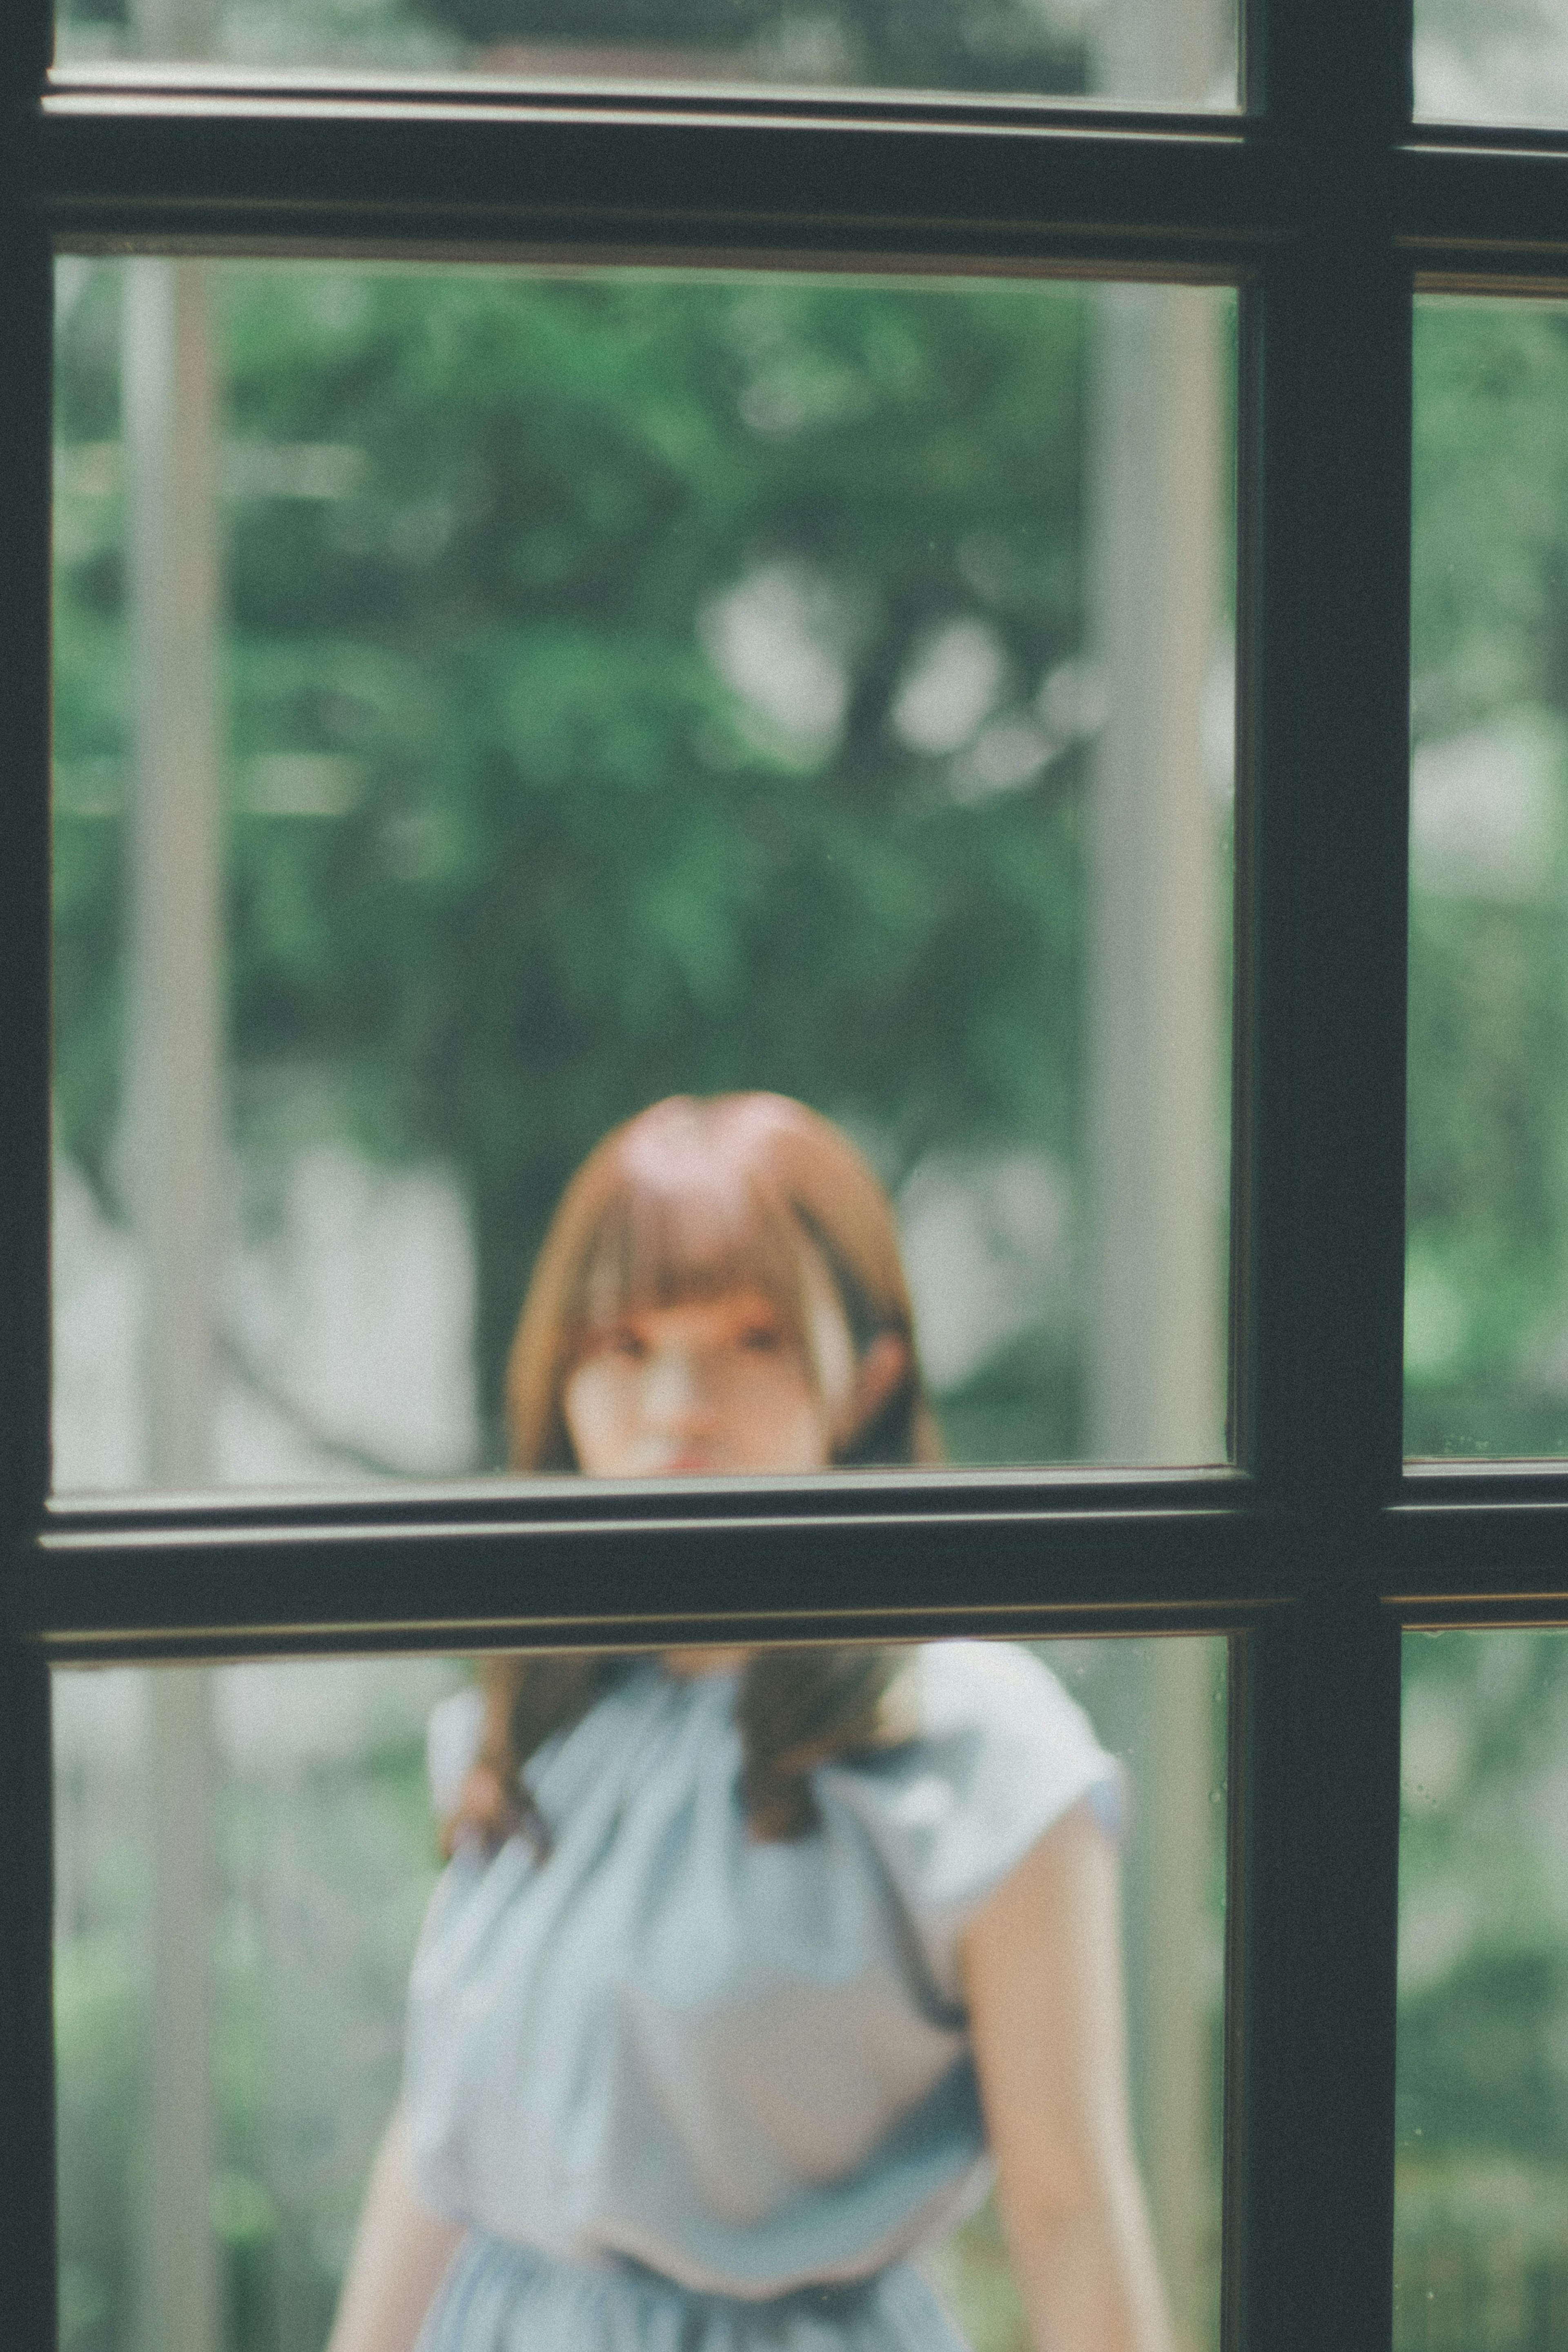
top-left (4, 1), bottom-right (1565, 2345)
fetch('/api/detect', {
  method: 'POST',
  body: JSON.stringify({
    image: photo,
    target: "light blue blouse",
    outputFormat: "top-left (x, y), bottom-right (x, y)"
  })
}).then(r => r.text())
top-left (405, 1642), bottom-right (1120, 2308)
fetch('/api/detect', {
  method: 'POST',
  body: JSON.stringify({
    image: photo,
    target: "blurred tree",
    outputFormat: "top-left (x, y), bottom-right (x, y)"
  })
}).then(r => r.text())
top-left (1397, 1629), bottom-right (1568, 2311)
top-left (53, 265), bottom-right (1092, 1458)
top-left (59, 0), bottom-right (1090, 98)
top-left (414, 0), bottom-right (1086, 94)
top-left (1406, 300), bottom-right (1568, 1456)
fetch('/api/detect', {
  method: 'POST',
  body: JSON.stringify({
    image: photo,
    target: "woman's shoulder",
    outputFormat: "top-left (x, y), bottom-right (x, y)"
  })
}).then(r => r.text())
top-left (817, 1642), bottom-right (1123, 1995)
top-left (885, 1638), bottom-right (1119, 1792)
top-left (910, 1634), bottom-right (1090, 1724)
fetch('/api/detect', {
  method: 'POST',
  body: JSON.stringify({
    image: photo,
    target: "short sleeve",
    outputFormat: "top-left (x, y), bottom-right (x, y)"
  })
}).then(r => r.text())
top-left (814, 1640), bottom-right (1124, 2005)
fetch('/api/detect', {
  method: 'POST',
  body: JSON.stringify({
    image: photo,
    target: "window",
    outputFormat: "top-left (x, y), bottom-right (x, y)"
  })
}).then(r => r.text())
top-left (51, 260), bottom-right (1237, 1494)
top-left (2, 0), bottom-right (1556, 2348)
top-left (53, 1640), bottom-right (1234, 2350)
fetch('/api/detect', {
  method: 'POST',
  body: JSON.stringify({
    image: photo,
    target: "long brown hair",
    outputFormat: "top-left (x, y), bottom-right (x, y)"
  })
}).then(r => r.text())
top-left (487, 1095), bottom-right (936, 1840)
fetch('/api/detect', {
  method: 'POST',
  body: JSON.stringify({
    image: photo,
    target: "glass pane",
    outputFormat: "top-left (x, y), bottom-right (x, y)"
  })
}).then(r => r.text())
top-left (52, 259), bottom-right (1237, 1490)
top-left (54, 1634), bottom-right (1229, 2352)
top-left (54, 0), bottom-right (1237, 109)
top-left (1407, 295), bottom-right (1568, 1459)
top-left (1397, 1629), bottom-right (1568, 2348)
top-left (1416, 0), bottom-right (1568, 127)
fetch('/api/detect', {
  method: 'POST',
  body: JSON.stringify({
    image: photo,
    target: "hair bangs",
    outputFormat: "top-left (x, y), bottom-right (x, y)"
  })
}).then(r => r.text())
top-left (506, 1093), bottom-right (941, 1472)
top-left (570, 1152), bottom-right (810, 1353)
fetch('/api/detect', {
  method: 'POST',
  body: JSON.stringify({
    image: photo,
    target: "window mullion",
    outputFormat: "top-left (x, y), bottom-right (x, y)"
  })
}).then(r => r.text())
top-left (1245, 0), bottom-right (1412, 135)
top-left (1234, 0), bottom-right (1412, 1502)
top-left (1228, 0), bottom-right (1415, 2345)
top-left (1225, 1596), bottom-right (1404, 2352)
top-left (1220, 0), bottom-right (1421, 2344)
top-left (1235, 251), bottom-right (1413, 1513)
top-left (0, 0), bottom-right (51, 98)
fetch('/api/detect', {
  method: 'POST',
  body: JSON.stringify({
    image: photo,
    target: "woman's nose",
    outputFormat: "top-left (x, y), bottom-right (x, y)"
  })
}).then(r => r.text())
top-left (642, 1345), bottom-right (716, 1427)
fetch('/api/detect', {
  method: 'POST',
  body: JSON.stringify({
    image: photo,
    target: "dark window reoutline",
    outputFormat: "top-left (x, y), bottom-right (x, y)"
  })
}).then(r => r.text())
top-left (5, 2), bottom-right (1568, 2351)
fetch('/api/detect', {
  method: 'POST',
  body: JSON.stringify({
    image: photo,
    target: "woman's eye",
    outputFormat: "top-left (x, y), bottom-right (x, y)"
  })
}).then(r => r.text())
top-left (595, 1326), bottom-right (646, 1361)
top-left (737, 1323), bottom-right (784, 1353)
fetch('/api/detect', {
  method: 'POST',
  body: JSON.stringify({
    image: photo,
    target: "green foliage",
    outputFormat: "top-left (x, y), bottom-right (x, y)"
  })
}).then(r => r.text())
top-left (55, 1689), bottom-right (449, 2352)
top-left (1412, 304), bottom-right (1568, 736)
top-left (55, 1937), bottom-right (145, 2352)
top-left (1404, 891), bottom-right (1568, 1453)
top-left (57, 0), bottom-right (1089, 97)
top-left (1407, 303), bottom-right (1568, 1455)
top-left (1397, 1630), bottom-right (1568, 2286)
top-left (53, 263), bottom-right (1091, 1453)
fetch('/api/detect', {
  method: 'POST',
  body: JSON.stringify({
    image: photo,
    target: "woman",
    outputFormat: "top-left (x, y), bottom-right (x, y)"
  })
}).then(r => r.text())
top-left (327, 1095), bottom-right (1171, 2352)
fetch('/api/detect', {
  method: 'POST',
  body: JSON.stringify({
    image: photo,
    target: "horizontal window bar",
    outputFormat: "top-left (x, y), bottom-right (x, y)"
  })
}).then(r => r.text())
top-left (1402, 1461), bottom-right (1568, 1500)
top-left (1406, 123), bottom-right (1568, 155)
top-left (30, 1484), bottom-right (1568, 1647)
top-left (31, 1599), bottom-right (1272, 1664)
top-left (21, 1505), bottom-right (1280, 1654)
top-left (27, 94), bottom-right (1277, 254)
top-left (28, 99), bottom-right (1568, 270)
top-left (46, 67), bottom-right (1242, 134)
top-left (1400, 144), bottom-right (1568, 265)
top-left (1393, 1592), bottom-right (1568, 1625)
top-left (1386, 1488), bottom-right (1568, 1605)
top-left (44, 1465), bottom-right (1247, 1534)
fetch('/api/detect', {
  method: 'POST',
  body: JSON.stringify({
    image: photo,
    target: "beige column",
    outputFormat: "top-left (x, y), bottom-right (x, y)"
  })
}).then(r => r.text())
top-left (1087, 265), bottom-right (1225, 2352)
top-left (1084, 64), bottom-right (1227, 2328)
top-left (123, 247), bottom-right (224, 2352)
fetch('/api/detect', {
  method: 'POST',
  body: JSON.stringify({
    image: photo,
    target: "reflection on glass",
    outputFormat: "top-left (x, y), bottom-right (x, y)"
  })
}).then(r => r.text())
top-left (55, 0), bottom-right (1236, 108)
top-left (1408, 297), bottom-right (1568, 1458)
top-left (52, 260), bottom-right (1235, 1489)
top-left (1417, 0), bottom-right (1568, 127)
top-left (54, 1637), bottom-right (1227, 2352)
top-left (1397, 1631), bottom-right (1568, 2349)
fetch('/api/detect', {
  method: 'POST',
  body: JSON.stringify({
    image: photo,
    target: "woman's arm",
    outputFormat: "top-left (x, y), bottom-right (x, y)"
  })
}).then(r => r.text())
top-left (960, 1802), bottom-right (1174, 2352)
top-left (324, 2104), bottom-right (466, 2352)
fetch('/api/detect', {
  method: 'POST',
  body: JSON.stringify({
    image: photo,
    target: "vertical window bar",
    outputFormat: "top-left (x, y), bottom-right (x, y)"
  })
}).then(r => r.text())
top-left (1245, 0), bottom-right (1413, 129)
top-left (1242, 0), bottom-right (1414, 1512)
top-left (1230, 0), bottom-right (1414, 2344)
top-left (1225, 1604), bottom-right (1405, 2352)
top-left (0, 0), bottom-right (51, 91)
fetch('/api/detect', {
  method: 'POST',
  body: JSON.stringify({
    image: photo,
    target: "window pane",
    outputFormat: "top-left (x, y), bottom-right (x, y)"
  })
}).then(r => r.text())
top-left (52, 259), bottom-right (1236, 1490)
top-left (1407, 295), bottom-right (1568, 1459)
top-left (53, 1634), bottom-right (1229, 2352)
top-left (1416, 0), bottom-right (1568, 127)
top-left (1397, 1630), bottom-right (1568, 2348)
top-left (54, 0), bottom-right (1237, 109)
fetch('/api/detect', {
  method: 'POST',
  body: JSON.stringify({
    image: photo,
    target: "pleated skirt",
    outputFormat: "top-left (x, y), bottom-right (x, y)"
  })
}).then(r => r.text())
top-left (418, 2236), bottom-right (973, 2352)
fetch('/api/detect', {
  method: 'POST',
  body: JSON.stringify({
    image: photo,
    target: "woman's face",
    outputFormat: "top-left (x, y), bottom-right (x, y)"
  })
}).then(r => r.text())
top-left (562, 1271), bottom-right (855, 1480)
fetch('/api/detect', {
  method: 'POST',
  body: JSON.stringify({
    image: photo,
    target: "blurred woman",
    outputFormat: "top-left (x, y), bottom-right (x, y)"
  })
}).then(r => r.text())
top-left (327, 1094), bottom-right (1170, 2352)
